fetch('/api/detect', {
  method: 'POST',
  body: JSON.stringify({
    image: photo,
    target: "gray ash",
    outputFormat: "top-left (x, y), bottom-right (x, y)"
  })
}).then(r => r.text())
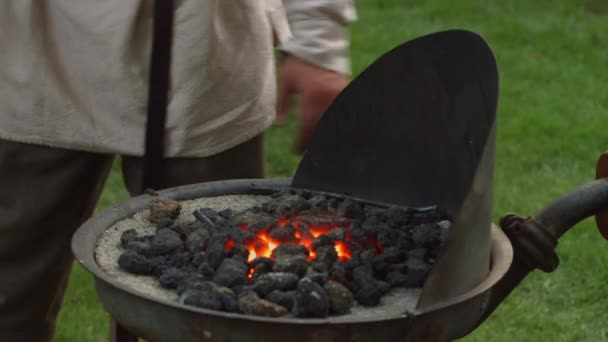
top-left (117, 191), bottom-right (451, 318)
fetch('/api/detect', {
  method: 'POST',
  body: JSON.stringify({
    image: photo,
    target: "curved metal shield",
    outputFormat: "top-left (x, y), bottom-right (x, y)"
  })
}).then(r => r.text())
top-left (292, 30), bottom-right (499, 309)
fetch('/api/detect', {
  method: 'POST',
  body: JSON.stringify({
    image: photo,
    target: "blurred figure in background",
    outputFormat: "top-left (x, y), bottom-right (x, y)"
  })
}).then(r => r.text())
top-left (278, 0), bottom-right (356, 153)
top-left (0, 1), bottom-right (355, 341)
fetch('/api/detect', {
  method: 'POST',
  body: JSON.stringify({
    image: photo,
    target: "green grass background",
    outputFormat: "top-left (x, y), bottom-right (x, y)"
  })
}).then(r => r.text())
top-left (55, 0), bottom-right (608, 340)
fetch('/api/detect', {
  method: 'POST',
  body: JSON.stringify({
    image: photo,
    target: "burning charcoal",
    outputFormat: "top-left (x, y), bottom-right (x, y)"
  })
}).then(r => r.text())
top-left (385, 206), bottom-right (413, 226)
top-left (352, 266), bottom-right (390, 306)
top-left (159, 267), bottom-right (187, 289)
top-left (197, 262), bottom-right (215, 280)
top-left (253, 272), bottom-right (299, 296)
top-left (249, 257), bottom-right (274, 279)
top-left (308, 195), bottom-right (328, 208)
top-left (226, 226), bottom-right (256, 245)
top-left (327, 228), bottom-right (347, 242)
top-left (180, 282), bottom-right (223, 311)
top-left (271, 244), bottom-right (309, 258)
top-left (270, 191), bottom-right (285, 199)
top-left (411, 223), bottom-right (442, 249)
top-left (176, 273), bottom-right (206, 295)
top-left (169, 221), bottom-right (200, 239)
top-left (311, 235), bottom-right (332, 251)
top-left (235, 212), bottom-right (273, 232)
top-left (193, 208), bottom-right (223, 226)
top-left (294, 223), bottom-right (314, 240)
top-left (148, 228), bottom-right (183, 256)
top-left (185, 228), bottom-right (211, 253)
top-left (206, 236), bottom-right (228, 269)
top-left (436, 220), bottom-right (451, 244)
top-left (239, 291), bottom-right (288, 317)
top-left (122, 239), bottom-right (150, 255)
top-left (268, 223), bottom-right (298, 243)
top-left (306, 272), bottom-right (329, 285)
top-left (326, 197), bottom-right (340, 211)
top-left (213, 258), bottom-right (248, 288)
top-left (314, 246), bottom-right (338, 268)
top-left (148, 197), bottom-right (181, 223)
top-left (350, 226), bottom-right (370, 249)
top-left (120, 229), bottom-right (138, 248)
top-left (324, 281), bottom-right (354, 314)
top-left (220, 292), bottom-right (240, 313)
top-left (344, 251), bottom-right (362, 270)
top-left (404, 258), bottom-right (431, 287)
top-left (192, 252), bottom-right (207, 267)
top-left (164, 252), bottom-right (193, 269)
top-left (229, 243), bottom-right (250, 261)
top-left (360, 249), bottom-right (376, 267)
top-left (269, 194), bottom-right (312, 216)
top-left (273, 254), bottom-right (308, 277)
top-left (118, 251), bottom-right (155, 275)
top-left (309, 261), bottom-right (328, 273)
top-left (382, 246), bottom-right (405, 263)
top-left (437, 220), bottom-right (451, 231)
top-left (219, 208), bottom-right (234, 220)
top-left (336, 199), bottom-right (363, 219)
top-left (265, 290), bottom-right (296, 311)
top-left (408, 248), bottom-right (427, 261)
top-left (293, 278), bottom-right (329, 318)
top-left (214, 286), bottom-right (240, 312)
top-left (386, 271), bottom-right (408, 287)
top-left (361, 216), bottom-right (382, 235)
top-left (329, 262), bottom-right (349, 285)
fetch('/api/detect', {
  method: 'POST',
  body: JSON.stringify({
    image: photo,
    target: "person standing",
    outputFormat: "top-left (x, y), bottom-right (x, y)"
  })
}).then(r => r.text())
top-left (0, 1), bottom-right (356, 341)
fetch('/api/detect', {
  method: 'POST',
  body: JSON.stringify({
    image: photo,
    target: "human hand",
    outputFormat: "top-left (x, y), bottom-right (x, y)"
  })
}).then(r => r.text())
top-left (276, 53), bottom-right (349, 154)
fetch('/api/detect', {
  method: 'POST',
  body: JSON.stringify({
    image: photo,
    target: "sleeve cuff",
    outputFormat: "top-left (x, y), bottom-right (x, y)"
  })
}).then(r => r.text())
top-left (279, 18), bottom-right (352, 76)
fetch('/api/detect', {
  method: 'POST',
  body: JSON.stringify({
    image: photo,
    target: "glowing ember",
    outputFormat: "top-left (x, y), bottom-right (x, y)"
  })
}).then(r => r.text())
top-left (224, 216), bottom-right (354, 263)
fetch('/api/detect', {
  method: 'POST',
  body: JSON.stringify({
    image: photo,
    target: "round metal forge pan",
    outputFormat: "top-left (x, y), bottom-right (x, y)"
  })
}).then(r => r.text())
top-left (72, 179), bottom-right (512, 342)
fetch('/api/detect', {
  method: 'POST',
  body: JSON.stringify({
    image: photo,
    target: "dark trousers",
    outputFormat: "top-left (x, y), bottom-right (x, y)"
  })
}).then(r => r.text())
top-left (0, 135), bottom-right (264, 341)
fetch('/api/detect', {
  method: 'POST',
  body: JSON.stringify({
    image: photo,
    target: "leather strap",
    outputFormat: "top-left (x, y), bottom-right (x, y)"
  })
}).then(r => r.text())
top-left (142, 0), bottom-right (175, 191)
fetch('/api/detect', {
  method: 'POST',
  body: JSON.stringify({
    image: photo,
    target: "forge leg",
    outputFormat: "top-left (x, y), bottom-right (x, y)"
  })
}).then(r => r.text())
top-left (111, 319), bottom-right (139, 342)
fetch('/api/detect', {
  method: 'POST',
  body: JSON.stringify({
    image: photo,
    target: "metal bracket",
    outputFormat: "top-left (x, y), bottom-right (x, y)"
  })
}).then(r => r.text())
top-left (499, 213), bottom-right (559, 272)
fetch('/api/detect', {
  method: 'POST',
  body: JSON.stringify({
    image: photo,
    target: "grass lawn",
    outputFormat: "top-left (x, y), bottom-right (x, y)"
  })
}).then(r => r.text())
top-left (55, 0), bottom-right (608, 340)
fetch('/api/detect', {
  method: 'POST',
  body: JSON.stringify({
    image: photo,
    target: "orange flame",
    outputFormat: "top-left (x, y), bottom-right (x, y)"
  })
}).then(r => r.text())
top-left (225, 216), bottom-right (354, 264)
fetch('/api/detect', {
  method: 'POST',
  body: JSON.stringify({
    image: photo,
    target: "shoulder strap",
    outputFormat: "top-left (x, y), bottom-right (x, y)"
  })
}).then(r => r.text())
top-left (142, 0), bottom-right (175, 191)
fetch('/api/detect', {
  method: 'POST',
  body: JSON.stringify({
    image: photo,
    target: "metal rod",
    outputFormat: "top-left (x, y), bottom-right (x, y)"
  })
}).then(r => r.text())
top-left (534, 178), bottom-right (608, 239)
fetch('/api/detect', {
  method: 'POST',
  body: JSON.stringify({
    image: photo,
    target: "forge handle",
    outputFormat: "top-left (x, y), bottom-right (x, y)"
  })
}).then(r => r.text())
top-left (481, 168), bottom-right (608, 323)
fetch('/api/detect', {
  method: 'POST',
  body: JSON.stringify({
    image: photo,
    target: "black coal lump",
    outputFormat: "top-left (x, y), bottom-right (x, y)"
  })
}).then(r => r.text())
top-left (311, 234), bottom-right (332, 251)
top-left (120, 229), bottom-right (139, 248)
top-left (336, 199), bottom-right (363, 219)
top-left (293, 277), bottom-right (329, 318)
top-left (158, 267), bottom-right (187, 289)
top-left (271, 244), bottom-right (309, 258)
top-left (352, 266), bottom-right (390, 306)
top-left (307, 272), bottom-right (329, 285)
top-left (213, 258), bottom-right (249, 288)
top-left (249, 257), bottom-right (274, 279)
top-left (206, 235), bottom-right (228, 269)
top-left (118, 251), bottom-right (155, 275)
top-left (327, 228), bottom-right (347, 242)
top-left (185, 228), bottom-right (211, 253)
top-left (273, 254), bottom-right (308, 277)
top-left (148, 228), bottom-right (183, 256)
top-left (324, 281), bottom-right (354, 314)
top-left (268, 223), bottom-right (298, 243)
top-left (265, 290), bottom-right (296, 311)
top-left (179, 282), bottom-right (223, 311)
top-left (404, 258), bottom-right (432, 287)
top-left (315, 245), bottom-right (338, 268)
top-left (229, 243), bottom-right (250, 261)
top-left (197, 262), bottom-right (215, 280)
top-left (253, 272), bottom-right (299, 296)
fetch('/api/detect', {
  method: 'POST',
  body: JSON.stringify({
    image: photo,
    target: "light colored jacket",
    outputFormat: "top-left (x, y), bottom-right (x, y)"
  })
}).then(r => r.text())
top-left (0, 0), bottom-right (355, 157)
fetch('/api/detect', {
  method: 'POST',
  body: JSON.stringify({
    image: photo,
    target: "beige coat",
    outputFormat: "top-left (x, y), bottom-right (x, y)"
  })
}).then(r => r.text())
top-left (0, 0), bottom-right (355, 157)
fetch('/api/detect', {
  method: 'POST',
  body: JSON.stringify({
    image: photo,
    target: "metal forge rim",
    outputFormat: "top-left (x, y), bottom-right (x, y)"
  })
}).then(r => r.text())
top-left (72, 179), bottom-right (513, 341)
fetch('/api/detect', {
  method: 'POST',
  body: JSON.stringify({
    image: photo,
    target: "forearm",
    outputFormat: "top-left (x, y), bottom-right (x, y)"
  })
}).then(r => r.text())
top-left (280, 0), bottom-right (357, 75)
